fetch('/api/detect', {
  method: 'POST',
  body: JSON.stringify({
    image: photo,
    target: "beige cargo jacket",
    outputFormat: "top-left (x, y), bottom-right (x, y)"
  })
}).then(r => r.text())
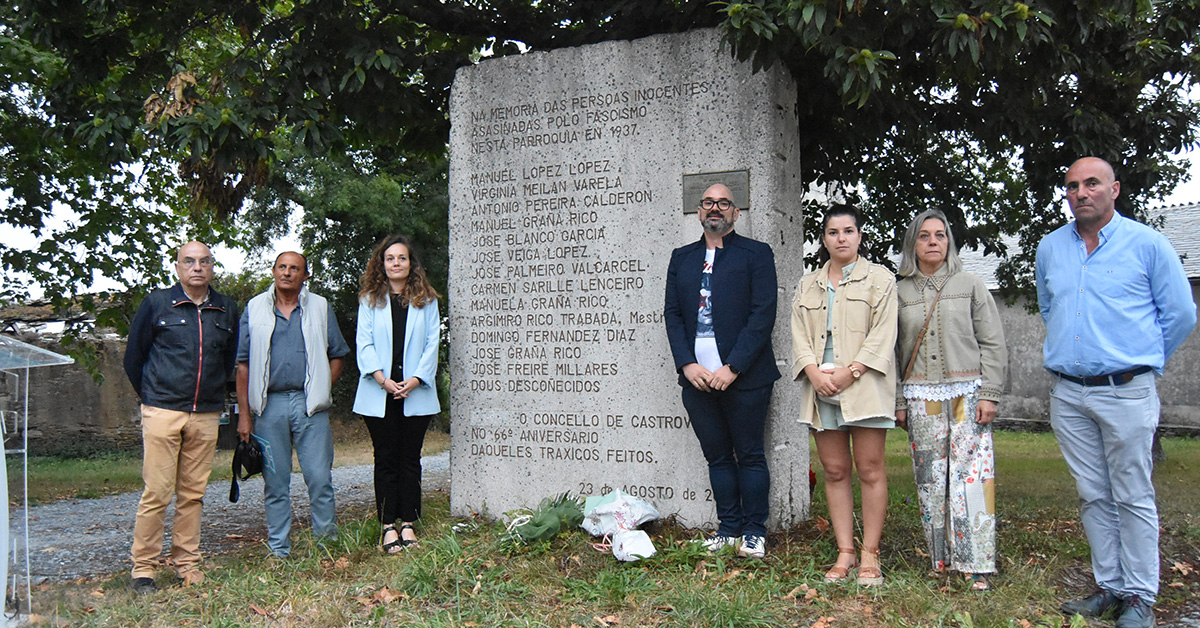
top-left (895, 265), bottom-right (1007, 409)
top-left (791, 259), bottom-right (898, 426)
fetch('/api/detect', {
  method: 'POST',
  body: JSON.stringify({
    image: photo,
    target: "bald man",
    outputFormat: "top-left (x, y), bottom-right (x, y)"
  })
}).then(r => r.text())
top-left (124, 241), bottom-right (240, 594)
top-left (663, 184), bottom-right (780, 559)
top-left (1037, 158), bottom-right (1195, 627)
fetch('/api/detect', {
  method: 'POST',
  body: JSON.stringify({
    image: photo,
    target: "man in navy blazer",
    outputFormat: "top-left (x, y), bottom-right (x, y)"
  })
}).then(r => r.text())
top-left (663, 183), bottom-right (780, 559)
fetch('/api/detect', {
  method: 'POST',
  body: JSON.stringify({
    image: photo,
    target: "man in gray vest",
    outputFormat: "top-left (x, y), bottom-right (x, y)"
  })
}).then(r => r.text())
top-left (236, 252), bottom-right (350, 558)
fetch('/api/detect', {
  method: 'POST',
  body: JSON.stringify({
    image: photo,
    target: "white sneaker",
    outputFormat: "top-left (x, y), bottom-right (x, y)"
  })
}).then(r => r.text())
top-left (738, 535), bottom-right (766, 559)
top-left (694, 534), bottom-right (739, 552)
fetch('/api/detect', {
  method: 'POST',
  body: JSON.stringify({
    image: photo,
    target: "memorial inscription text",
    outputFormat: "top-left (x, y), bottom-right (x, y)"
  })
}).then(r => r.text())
top-left (460, 79), bottom-right (720, 499)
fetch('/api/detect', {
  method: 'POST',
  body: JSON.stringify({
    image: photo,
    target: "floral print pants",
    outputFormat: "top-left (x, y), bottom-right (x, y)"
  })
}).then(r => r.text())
top-left (907, 393), bottom-right (996, 574)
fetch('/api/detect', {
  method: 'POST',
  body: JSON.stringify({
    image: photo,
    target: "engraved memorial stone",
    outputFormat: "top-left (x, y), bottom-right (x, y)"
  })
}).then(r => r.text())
top-left (448, 28), bottom-right (809, 529)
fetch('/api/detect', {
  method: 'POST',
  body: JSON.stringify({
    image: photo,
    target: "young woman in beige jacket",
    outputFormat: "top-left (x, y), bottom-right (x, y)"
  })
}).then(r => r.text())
top-left (791, 205), bottom-right (897, 586)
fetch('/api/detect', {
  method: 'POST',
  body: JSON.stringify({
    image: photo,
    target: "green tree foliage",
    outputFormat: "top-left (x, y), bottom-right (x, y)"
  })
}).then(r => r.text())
top-left (1, 9), bottom-right (236, 336)
top-left (717, 0), bottom-right (1200, 301)
top-left (2, 24), bottom-right (169, 307)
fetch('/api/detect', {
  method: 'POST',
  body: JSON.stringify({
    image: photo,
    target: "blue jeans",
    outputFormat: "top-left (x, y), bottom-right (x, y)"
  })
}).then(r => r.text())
top-left (257, 391), bottom-right (337, 557)
top-left (1050, 371), bottom-right (1159, 603)
top-left (681, 383), bottom-right (773, 537)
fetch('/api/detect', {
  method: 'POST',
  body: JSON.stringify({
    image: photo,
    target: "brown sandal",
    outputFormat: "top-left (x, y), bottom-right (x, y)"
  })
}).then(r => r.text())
top-left (823, 547), bottom-right (858, 582)
top-left (856, 546), bottom-right (884, 586)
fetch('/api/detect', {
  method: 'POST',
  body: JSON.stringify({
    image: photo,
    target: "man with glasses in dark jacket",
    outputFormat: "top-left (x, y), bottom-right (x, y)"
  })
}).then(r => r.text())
top-left (124, 241), bottom-right (240, 594)
top-left (664, 184), bottom-right (780, 559)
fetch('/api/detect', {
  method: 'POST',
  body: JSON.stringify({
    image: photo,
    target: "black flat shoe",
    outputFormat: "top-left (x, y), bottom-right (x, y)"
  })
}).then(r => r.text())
top-left (1061, 589), bottom-right (1121, 618)
top-left (131, 577), bottom-right (157, 595)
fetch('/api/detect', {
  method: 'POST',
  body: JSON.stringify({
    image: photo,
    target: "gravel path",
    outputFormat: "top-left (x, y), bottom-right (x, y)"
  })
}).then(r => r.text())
top-left (14, 451), bottom-right (449, 581)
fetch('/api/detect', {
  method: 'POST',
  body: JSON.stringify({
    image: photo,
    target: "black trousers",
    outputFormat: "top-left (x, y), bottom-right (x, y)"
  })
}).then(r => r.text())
top-left (364, 397), bottom-right (433, 524)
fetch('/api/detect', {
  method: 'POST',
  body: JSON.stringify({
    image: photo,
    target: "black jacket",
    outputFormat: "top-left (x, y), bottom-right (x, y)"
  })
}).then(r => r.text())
top-left (663, 230), bottom-right (781, 390)
top-left (124, 283), bottom-right (240, 413)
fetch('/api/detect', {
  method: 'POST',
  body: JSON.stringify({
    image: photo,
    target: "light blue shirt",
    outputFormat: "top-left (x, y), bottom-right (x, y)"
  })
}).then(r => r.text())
top-left (825, 261), bottom-right (856, 332)
top-left (1036, 211), bottom-right (1196, 377)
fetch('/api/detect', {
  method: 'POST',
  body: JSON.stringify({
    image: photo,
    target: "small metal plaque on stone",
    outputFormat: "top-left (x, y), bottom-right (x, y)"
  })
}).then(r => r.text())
top-left (682, 170), bottom-right (749, 214)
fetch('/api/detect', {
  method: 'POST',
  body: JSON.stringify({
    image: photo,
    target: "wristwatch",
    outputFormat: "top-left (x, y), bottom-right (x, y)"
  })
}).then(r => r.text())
top-left (849, 365), bottom-right (863, 379)
top-left (728, 365), bottom-right (741, 375)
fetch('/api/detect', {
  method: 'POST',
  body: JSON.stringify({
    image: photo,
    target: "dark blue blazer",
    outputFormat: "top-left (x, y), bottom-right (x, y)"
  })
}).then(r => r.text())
top-left (663, 230), bottom-right (781, 390)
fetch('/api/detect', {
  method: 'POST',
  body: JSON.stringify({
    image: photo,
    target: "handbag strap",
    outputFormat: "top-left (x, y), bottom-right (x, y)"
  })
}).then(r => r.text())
top-left (903, 286), bottom-right (943, 382)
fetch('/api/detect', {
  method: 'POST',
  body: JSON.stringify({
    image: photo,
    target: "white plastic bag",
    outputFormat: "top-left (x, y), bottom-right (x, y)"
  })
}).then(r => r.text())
top-left (581, 489), bottom-right (661, 561)
top-left (612, 529), bottom-right (657, 562)
top-left (581, 489), bottom-right (660, 537)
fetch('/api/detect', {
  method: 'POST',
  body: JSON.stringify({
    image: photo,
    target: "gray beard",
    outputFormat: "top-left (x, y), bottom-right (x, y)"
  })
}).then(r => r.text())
top-left (702, 215), bottom-right (731, 234)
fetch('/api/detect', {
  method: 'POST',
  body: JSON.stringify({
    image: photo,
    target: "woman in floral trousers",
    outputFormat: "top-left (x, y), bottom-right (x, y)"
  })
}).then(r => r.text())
top-left (894, 209), bottom-right (1007, 590)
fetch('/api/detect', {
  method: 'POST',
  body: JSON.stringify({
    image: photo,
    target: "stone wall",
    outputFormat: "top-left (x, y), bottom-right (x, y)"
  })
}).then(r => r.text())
top-left (0, 336), bottom-right (142, 455)
top-left (998, 285), bottom-right (1200, 433)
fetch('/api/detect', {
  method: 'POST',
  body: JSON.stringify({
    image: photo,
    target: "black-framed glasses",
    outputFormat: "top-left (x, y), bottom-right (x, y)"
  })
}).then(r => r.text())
top-left (699, 198), bottom-right (734, 211)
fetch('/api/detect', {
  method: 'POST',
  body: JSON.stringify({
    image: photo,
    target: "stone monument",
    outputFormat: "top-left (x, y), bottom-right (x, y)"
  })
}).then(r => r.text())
top-left (448, 28), bottom-right (809, 530)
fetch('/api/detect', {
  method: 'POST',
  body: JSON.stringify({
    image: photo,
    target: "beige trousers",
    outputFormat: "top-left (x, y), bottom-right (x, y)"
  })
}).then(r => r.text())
top-left (130, 405), bottom-right (220, 579)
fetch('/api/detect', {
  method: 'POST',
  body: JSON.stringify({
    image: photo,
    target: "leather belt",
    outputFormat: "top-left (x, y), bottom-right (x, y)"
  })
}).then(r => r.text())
top-left (1052, 366), bottom-right (1152, 387)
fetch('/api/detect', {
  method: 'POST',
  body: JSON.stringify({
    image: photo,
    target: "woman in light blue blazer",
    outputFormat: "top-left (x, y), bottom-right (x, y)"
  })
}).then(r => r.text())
top-left (353, 234), bottom-right (441, 553)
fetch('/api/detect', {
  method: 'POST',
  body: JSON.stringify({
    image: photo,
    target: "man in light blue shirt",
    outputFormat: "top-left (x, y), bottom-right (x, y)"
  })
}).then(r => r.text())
top-left (1036, 157), bottom-right (1196, 628)
top-left (235, 252), bottom-right (350, 558)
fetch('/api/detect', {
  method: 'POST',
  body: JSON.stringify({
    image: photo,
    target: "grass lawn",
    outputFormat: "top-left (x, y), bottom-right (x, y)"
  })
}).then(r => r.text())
top-left (22, 431), bottom-right (1200, 627)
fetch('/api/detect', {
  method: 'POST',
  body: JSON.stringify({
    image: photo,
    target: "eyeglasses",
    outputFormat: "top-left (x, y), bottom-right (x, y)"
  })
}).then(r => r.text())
top-left (180, 257), bottom-right (215, 269)
top-left (699, 198), bottom-right (735, 211)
